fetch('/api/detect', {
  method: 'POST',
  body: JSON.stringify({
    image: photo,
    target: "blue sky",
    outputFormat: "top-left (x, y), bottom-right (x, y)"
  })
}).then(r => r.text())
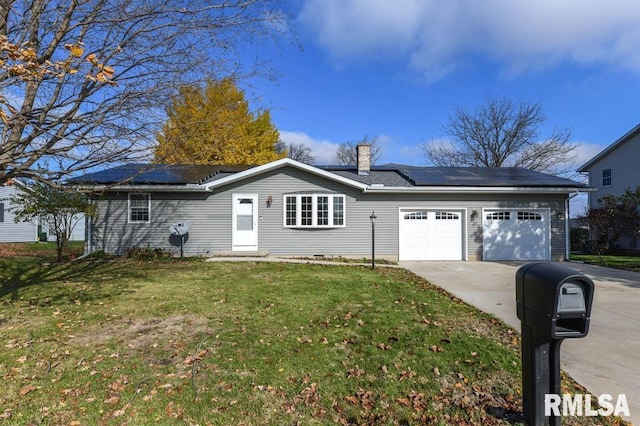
top-left (242, 0), bottom-right (640, 214)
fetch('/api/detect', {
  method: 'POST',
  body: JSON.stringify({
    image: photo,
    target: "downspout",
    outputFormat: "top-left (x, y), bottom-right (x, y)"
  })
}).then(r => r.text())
top-left (86, 195), bottom-right (92, 255)
top-left (565, 192), bottom-right (581, 260)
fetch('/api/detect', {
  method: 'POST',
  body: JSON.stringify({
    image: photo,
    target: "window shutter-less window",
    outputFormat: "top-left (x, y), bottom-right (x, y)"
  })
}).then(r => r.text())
top-left (284, 194), bottom-right (346, 228)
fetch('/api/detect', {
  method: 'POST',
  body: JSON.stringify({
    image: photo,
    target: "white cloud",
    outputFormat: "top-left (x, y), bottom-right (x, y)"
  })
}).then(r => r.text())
top-left (573, 141), bottom-right (607, 170)
top-left (297, 0), bottom-right (640, 79)
top-left (279, 130), bottom-right (339, 164)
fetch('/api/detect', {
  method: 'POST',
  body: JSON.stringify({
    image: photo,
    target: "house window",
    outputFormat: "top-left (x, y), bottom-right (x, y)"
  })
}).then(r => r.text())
top-left (517, 211), bottom-right (542, 221)
top-left (333, 197), bottom-right (344, 226)
top-left (435, 211), bottom-right (459, 220)
top-left (486, 211), bottom-right (510, 220)
top-left (237, 198), bottom-right (254, 231)
top-left (285, 196), bottom-right (297, 226)
top-left (129, 193), bottom-right (150, 223)
top-left (317, 196), bottom-right (329, 226)
top-left (301, 196), bottom-right (313, 226)
top-left (602, 168), bottom-right (612, 187)
top-left (404, 211), bottom-right (429, 220)
top-left (284, 194), bottom-right (346, 228)
top-left (0, 202), bottom-right (4, 223)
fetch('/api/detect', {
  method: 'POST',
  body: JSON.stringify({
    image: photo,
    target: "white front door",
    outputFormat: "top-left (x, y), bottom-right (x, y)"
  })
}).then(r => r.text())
top-left (232, 194), bottom-right (258, 251)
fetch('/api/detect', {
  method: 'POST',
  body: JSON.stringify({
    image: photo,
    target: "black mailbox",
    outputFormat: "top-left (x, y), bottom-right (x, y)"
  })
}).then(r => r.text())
top-left (516, 262), bottom-right (594, 339)
top-left (515, 262), bottom-right (595, 426)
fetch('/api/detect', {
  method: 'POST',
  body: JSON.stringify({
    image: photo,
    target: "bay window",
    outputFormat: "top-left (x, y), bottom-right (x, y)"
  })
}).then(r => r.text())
top-left (284, 194), bottom-right (346, 228)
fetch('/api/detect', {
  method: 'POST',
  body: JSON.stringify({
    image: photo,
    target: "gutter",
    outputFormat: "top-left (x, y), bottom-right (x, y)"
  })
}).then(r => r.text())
top-left (72, 184), bottom-right (210, 192)
top-left (363, 186), bottom-right (595, 194)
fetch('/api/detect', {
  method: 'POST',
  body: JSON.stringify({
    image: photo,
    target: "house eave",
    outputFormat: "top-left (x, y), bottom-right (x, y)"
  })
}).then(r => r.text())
top-left (71, 184), bottom-right (208, 192)
top-left (363, 186), bottom-right (594, 194)
top-left (578, 122), bottom-right (640, 171)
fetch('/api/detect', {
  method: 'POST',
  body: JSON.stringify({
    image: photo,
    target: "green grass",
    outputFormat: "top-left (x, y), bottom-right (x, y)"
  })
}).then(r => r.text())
top-left (0, 241), bottom-right (84, 261)
top-left (0, 257), bottom-right (628, 425)
top-left (571, 253), bottom-right (640, 272)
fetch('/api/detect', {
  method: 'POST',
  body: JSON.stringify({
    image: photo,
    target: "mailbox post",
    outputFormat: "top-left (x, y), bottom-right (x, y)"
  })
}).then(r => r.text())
top-left (516, 262), bottom-right (594, 426)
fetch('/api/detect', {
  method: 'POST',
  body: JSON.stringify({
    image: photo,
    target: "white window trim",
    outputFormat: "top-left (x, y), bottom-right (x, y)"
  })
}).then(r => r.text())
top-left (283, 194), bottom-right (346, 228)
top-left (128, 193), bottom-right (151, 223)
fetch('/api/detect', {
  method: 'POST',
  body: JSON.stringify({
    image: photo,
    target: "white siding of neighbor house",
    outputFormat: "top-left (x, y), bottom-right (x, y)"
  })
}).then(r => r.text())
top-left (0, 184), bottom-right (85, 243)
top-left (0, 184), bottom-right (38, 243)
top-left (89, 166), bottom-right (569, 260)
top-left (44, 215), bottom-right (86, 242)
top-left (583, 132), bottom-right (640, 209)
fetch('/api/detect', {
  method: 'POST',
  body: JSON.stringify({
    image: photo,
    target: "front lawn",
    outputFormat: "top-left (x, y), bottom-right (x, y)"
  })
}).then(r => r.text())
top-left (0, 241), bottom-right (84, 260)
top-left (570, 253), bottom-right (640, 272)
top-left (0, 258), bottom-right (627, 425)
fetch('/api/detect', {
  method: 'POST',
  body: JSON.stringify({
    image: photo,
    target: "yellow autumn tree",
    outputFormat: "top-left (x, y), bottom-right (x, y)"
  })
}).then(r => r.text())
top-left (154, 78), bottom-right (284, 165)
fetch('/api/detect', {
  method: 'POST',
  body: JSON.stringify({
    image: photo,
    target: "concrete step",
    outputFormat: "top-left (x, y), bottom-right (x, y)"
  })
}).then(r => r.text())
top-left (210, 250), bottom-right (269, 258)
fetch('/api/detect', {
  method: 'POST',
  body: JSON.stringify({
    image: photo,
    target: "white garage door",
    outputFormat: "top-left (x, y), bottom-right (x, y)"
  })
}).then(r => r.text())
top-left (399, 210), bottom-right (463, 260)
top-left (483, 209), bottom-right (550, 261)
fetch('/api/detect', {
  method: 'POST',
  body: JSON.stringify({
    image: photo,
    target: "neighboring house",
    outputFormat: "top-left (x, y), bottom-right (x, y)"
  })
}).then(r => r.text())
top-left (70, 145), bottom-right (588, 261)
top-left (578, 123), bottom-right (640, 250)
top-left (0, 180), bottom-right (39, 242)
top-left (578, 123), bottom-right (640, 208)
top-left (0, 180), bottom-right (85, 243)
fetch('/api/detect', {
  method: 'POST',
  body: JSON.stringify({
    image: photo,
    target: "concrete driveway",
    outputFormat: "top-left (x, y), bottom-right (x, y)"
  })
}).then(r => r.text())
top-left (401, 260), bottom-right (639, 424)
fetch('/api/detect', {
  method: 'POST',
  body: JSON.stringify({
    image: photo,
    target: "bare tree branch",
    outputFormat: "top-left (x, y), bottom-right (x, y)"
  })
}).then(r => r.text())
top-left (421, 96), bottom-right (577, 176)
top-left (275, 140), bottom-right (315, 164)
top-left (332, 135), bottom-right (383, 166)
top-left (0, 0), bottom-right (291, 186)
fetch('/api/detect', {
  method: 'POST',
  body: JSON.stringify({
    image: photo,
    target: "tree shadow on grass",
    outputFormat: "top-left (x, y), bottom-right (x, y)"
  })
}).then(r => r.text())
top-left (0, 258), bottom-right (148, 306)
top-left (486, 406), bottom-right (524, 424)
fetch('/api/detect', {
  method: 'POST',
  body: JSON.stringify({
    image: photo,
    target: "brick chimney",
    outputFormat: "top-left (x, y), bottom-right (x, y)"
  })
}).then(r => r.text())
top-left (357, 143), bottom-right (371, 175)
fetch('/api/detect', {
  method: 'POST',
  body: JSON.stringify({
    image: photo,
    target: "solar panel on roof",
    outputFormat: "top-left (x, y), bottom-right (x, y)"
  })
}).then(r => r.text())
top-left (68, 162), bottom-right (586, 188)
top-left (68, 164), bottom-right (251, 185)
top-left (397, 167), bottom-right (585, 187)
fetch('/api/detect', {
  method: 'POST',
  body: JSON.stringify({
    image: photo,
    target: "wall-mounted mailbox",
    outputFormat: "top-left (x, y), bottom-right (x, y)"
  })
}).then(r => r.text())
top-left (515, 262), bottom-right (595, 426)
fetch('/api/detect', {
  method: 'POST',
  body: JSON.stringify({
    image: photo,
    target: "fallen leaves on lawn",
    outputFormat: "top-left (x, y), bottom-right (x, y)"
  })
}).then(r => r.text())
top-left (377, 342), bottom-right (391, 350)
top-left (293, 382), bottom-right (320, 406)
top-left (397, 390), bottom-right (427, 412)
top-left (398, 368), bottom-right (417, 380)
top-left (18, 385), bottom-right (38, 395)
top-left (104, 395), bottom-right (120, 405)
top-left (346, 365), bottom-right (365, 378)
top-left (183, 348), bottom-right (208, 365)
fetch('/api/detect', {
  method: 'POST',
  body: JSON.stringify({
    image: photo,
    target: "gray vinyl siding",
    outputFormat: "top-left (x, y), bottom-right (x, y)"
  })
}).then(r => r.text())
top-left (90, 166), bottom-right (569, 260)
top-left (0, 185), bottom-right (38, 243)
top-left (584, 132), bottom-right (640, 209)
top-left (90, 191), bottom-right (216, 256)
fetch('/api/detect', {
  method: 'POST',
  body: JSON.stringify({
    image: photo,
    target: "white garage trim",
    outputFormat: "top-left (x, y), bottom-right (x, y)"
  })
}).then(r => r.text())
top-left (482, 208), bottom-right (550, 261)
top-left (398, 208), bottom-right (467, 261)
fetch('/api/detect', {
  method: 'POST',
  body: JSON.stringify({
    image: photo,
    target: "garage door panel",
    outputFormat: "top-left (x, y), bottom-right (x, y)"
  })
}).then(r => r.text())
top-left (483, 209), bottom-right (549, 261)
top-left (432, 212), bottom-right (462, 260)
top-left (400, 215), bottom-right (429, 260)
top-left (399, 210), bottom-right (463, 261)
